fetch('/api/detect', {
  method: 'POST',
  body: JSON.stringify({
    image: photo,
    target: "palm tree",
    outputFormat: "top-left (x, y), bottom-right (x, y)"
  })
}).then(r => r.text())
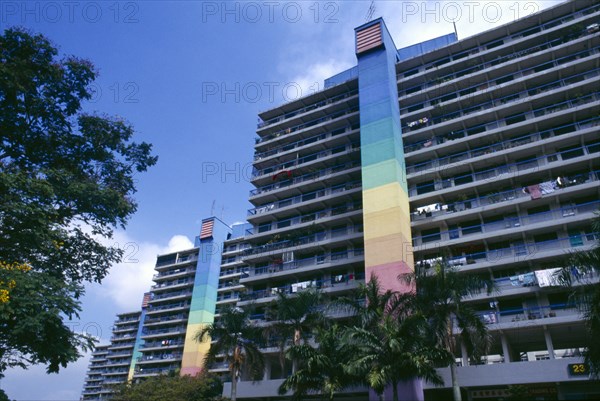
top-left (402, 260), bottom-right (494, 401)
top-left (278, 324), bottom-right (359, 401)
top-left (562, 213), bottom-right (600, 376)
top-left (343, 276), bottom-right (451, 401)
top-left (195, 305), bottom-right (264, 401)
top-left (265, 288), bottom-right (325, 374)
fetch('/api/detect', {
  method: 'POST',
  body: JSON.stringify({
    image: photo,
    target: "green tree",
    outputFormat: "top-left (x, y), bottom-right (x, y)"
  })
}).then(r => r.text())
top-left (112, 372), bottom-right (226, 401)
top-left (278, 324), bottom-right (360, 401)
top-left (0, 27), bottom-right (157, 376)
top-left (265, 288), bottom-right (326, 374)
top-left (402, 261), bottom-right (493, 401)
top-left (561, 214), bottom-right (600, 376)
top-left (196, 305), bottom-right (264, 401)
top-left (344, 276), bottom-right (450, 401)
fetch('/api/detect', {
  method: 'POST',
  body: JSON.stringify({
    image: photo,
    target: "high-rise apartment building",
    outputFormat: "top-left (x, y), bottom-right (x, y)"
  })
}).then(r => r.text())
top-left (82, 1), bottom-right (599, 400)
top-left (230, 1), bottom-right (600, 400)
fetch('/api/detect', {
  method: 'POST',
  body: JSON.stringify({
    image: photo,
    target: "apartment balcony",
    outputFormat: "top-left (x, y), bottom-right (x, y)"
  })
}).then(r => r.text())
top-left (255, 105), bottom-right (359, 147)
top-left (402, 88), bottom-right (600, 151)
top-left (150, 278), bottom-right (194, 292)
top-left (401, 50), bottom-right (599, 121)
top-left (104, 342), bottom-right (134, 351)
top-left (104, 359), bottom-right (131, 368)
top-left (249, 161), bottom-right (361, 201)
top-left (248, 181), bottom-right (362, 222)
top-left (416, 233), bottom-right (598, 274)
top-left (409, 144), bottom-right (599, 201)
top-left (110, 332), bottom-right (136, 342)
top-left (133, 365), bottom-right (178, 377)
top-left (398, 6), bottom-right (600, 98)
top-left (411, 169), bottom-right (600, 226)
top-left (106, 350), bottom-right (133, 359)
top-left (476, 302), bottom-right (584, 330)
top-left (111, 324), bottom-right (138, 333)
top-left (239, 272), bottom-right (365, 306)
top-left (243, 225), bottom-right (364, 261)
top-left (406, 116), bottom-right (600, 176)
top-left (257, 88), bottom-right (358, 130)
top-left (251, 144), bottom-right (360, 188)
top-left (249, 201), bottom-right (362, 241)
top-left (143, 313), bottom-right (188, 327)
top-left (103, 368), bottom-right (129, 376)
top-left (136, 353), bottom-right (182, 364)
top-left (154, 254), bottom-right (198, 270)
top-left (147, 290), bottom-right (193, 303)
top-left (242, 248), bottom-right (365, 284)
top-left (152, 267), bottom-right (196, 281)
top-left (219, 266), bottom-right (248, 278)
top-left (412, 200), bottom-right (600, 247)
top-left (144, 301), bottom-right (190, 315)
top-left (254, 125), bottom-right (358, 166)
top-left (140, 339), bottom-right (184, 351)
top-left (141, 326), bottom-right (187, 339)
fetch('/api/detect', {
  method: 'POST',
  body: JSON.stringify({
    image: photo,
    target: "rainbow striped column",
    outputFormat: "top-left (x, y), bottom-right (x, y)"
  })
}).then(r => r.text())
top-left (180, 217), bottom-right (230, 376)
top-left (128, 293), bottom-right (150, 380)
top-left (355, 19), bottom-right (414, 294)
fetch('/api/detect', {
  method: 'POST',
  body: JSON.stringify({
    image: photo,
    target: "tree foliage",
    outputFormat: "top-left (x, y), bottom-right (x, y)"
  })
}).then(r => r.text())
top-left (112, 372), bottom-right (226, 401)
top-left (0, 27), bottom-right (157, 376)
top-left (278, 325), bottom-right (360, 401)
top-left (402, 260), bottom-right (494, 401)
top-left (344, 276), bottom-right (451, 401)
top-left (562, 214), bottom-right (600, 377)
top-left (196, 305), bottom-right (264, 401)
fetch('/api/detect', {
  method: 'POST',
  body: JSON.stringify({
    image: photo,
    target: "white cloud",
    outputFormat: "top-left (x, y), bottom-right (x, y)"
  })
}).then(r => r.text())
top-left (94, 232), bottom-right (194, 311)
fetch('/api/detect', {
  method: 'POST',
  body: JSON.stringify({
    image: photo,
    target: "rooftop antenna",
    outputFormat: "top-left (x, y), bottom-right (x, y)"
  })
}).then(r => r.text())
top-left (453, 21), bottom-right (459, 40)
top-left (210, 200), bottom-right (216, 216)
top-left (365, 0), bottom-right (375, 22)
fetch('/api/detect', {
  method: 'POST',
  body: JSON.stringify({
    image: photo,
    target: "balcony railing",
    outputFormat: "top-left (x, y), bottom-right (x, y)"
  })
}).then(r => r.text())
top-left (476, 302), bottom-right (583, 326)
top-left (255, 124), bottom-right (358, 161)
top-left (255, 105), bottom-right (359, 145)
top-left (400, 16), bottom-right (600, 98)
top-left (137, 353), bottom-right (182, 363)
top-left (144, 314), bottom-right (187, 325)
top-left (151, 278), bottom-right (194, 290)
top-left (149, 290), bottom-right (193, 301)
top-left (241, 272), bottom-right (366, 302)
top-left (140, 339), bottom-right (185, 349)
top-left (153, 267), bottom-right (196, 280)
top-left (145, 301), bottom-right (190, 312)
top-left (407, 115), bottom-right (600, 175)
top-left (399, 2), bottom-right (600, 84)
top-left (257, 89), bottom-right (358, 129)
top-left (142, 326), bottom-right (187, 337)
top-left (403, 87), bottom-right (599, 144)
top-left (243, 225), bottom-right (363, 257)
top-left (155, 255), bottom-right (197, 268)
top-left (411, 169), bottom-right (600, 222)
top-left (402, 53), bottom-right (600, 119)
top-left (252, 143), bottom-right (360, 179)
top-left (248, 181), bottom-right (362, 216)
top-left (251, 202), bottom-right (362, 236)
top-left (409, 140), bottom-right (600, 197)
top-left (134, 366), bottom-right (178, 375)
top-left (249, 160), bottom-right (361, 197)
top-left (413, 200), bottom-right (600, 246)
top-left (248, 248), bottom-right (364, 278)
top-left (425, 232), bottom-right (599, 269)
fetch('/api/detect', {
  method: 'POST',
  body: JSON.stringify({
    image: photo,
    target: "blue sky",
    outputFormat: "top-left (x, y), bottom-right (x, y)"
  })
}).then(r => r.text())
top-left (0, 1), bottom-right (561, 399)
